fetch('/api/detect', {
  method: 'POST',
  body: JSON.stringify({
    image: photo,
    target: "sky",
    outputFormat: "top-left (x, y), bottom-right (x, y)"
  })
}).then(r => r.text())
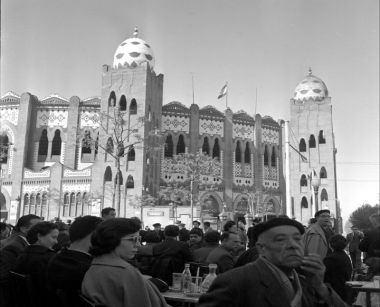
top-left (1, 0), bottom-right (379, 225)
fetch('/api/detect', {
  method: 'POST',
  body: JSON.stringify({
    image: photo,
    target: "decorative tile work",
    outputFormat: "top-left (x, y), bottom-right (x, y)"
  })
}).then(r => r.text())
top-left (24, 168), bottom-right (51, 179)
top-left (234, 177), bottom-right (253, 186)
top-left (233, 123), bottom-right (254, 139)
top-left (80, 111), bottom-right (100, 128)
top-left (199, 119), bottom-right (224, 136)
top-left (162, 115), bottom-right (189, 132)
top-left (23, 184), bottom-right (50, 194)
top-left (36, 110), bottom-right (68, 128)
top-left (0, 108), bottom-right (19, 125)
top-left (62, 183), bottom-right (91, 193)
top-left (262, 128), bottom-right (279, 144)
top-left (63, 168), bottom-right (91, 177)
top-left (60, 143), bottom-right (65, 164)
top-left (234, 162), bottom-right (242, 177)
top-left (244, 164), bottom-right (252, 177)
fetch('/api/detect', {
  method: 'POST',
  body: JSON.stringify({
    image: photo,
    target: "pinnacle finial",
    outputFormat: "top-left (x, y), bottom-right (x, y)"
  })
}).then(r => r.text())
top-left (133, 26), bottom-right (138, 38)
top-left (308, 67), bottom-right (312, 75)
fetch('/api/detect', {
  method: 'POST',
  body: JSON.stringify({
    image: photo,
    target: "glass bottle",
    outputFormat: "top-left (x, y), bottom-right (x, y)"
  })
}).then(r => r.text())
top-left (182, 263), bottom-right (192, 293)
top-left (201, 264), bottom-right (217, 292)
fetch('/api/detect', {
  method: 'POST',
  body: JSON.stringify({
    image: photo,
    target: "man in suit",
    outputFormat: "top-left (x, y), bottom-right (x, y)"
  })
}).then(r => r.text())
top-left (152, 223), bottom-right (165, 242)
top-left (303, 209), bottom-right (333, 259)
top-left (193, 230), bottom-right (220, 263)
top-left (359, 213), bottom-right (380, 276)
top-left (346, 226), bottom-right (363, 271)
top-left (205, 231), bottom-right (240, 273)
top-left (198, 218), bottom-right (347, 307)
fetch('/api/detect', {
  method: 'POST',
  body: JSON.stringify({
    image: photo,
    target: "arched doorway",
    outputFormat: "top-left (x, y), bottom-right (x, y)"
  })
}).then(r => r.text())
top-left (234, 197), bottom-right (249, 223)
top-left (201, 195), bottom-right (220, 218)
top-left (0, 191), bottom-right (8, 221)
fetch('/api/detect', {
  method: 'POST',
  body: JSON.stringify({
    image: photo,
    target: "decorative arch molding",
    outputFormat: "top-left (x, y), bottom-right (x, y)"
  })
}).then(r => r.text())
top-left (199, 191), bottom-right (223, 213)
top-left (261, 195), bottom-right (281, 214)
top-left (0, 122), bottom-right (16, 174)
top-left (0, 189), bottom-right (11, 212)
top-left (232, 193), bottom-right (253, 211)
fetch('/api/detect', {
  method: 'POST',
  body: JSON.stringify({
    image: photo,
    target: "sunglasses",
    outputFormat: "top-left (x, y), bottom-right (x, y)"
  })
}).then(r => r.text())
top-left (122, 236), bottom-right (141, 244)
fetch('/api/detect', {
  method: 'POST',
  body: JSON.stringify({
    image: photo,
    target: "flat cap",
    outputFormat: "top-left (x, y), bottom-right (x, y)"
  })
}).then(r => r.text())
top-left (251, 217), bottom-right (305, 242)
top-left (314, 209), bottom-right (330, 218)
top-left (152, 223), bottom-right (161, 227)
top-left (192, 220), bottom-right (201, 225)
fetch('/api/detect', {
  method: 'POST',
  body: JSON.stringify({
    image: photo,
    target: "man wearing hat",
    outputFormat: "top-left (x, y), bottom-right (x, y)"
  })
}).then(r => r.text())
top-left (198, 217), bottom-right (346, 307)
top-left (152, 223), bottom-right (164, 242)
top-left (303, 209), bottom-right (334, 260)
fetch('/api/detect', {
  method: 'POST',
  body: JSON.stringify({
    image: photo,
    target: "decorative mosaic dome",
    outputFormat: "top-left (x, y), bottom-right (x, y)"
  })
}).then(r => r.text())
top-left (293, 68), bottom-right (328, 102)
top-left (112, 27), bottom-right (155, 69)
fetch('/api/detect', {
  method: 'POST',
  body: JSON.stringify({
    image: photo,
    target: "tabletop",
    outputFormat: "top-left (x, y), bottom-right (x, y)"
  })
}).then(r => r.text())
top-left (162, 290), bottom-right (201, 304)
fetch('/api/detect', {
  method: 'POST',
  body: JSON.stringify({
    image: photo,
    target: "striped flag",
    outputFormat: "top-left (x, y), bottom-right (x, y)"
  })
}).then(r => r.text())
top-left (217, 83), bottom-right (227, 99)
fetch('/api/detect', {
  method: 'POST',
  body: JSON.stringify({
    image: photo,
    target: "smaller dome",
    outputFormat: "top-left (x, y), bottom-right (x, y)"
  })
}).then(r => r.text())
top-left (294, 68), bottom-right (328, 102)
top-left (113, 27), bottom-right (155, 69)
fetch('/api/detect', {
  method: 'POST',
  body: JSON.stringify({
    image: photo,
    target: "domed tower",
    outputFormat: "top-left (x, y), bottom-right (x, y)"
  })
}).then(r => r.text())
top-left (91, 28), bottom-right (164, 217)
top-left (288, 69), bottom-right (339, 226)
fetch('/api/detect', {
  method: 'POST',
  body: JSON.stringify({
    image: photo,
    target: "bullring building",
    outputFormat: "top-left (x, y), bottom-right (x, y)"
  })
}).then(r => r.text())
top-left (0, 29), bottom-right (340, 228)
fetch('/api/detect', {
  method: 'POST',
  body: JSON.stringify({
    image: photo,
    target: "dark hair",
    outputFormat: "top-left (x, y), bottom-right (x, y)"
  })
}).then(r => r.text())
top-left (101, 207), bottom-right (115, 216)
top-left (189, 228), bottom-right (203, 237)
top-left (223, 221), bottom-right (236, 232)
top-left (220, 231), bottom-right (237, 242)
top-left (309, 218), bottom-right (317, 225)
top-left (144, 231), bottom-right (161, 243)
top-left (14, 214), bottom-right (40, 232)
top-left (69, 216), bottom-right (103, 242)
top-left (55, 221), bottom-right (69, 232)
top-left (26, 221), bottom-right (58, 244)
top-left (0, 222), bottom-right (8, 231)
top-left (203, 221), bottom-right (211, 227)
top-left (329, 234), bottom-right (347, 251)
top-left (164, 225), bottom-right (179, 237)
top-left (204, 230), bottom-right (221, 243)
top-left (90, 218), bottom-right (141, 256)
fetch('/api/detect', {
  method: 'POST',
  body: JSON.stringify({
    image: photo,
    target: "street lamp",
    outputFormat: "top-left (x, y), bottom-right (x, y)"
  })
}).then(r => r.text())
top-left (310, 169), bottom-right (321, 214)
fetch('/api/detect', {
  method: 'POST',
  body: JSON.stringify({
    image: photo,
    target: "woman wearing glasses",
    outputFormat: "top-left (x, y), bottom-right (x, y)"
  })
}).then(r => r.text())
top-left (81, 218), bottom-right (168, 307)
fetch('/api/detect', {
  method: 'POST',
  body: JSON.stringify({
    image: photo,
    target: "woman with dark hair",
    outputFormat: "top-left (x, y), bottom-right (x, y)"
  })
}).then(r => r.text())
top-left (81, 218), bottom-right (168, 307)
top-left (14, 221), bottom-right (59, 307)
top-left (323, 234), bottom-right (352, 302)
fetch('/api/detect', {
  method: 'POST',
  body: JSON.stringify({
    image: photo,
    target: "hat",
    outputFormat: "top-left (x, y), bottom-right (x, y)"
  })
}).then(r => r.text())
top-left (314, 209), bottom-right (330, 218)
top-left (189, 228), bottom-right (203, 237)
top-left (251, 217), bottom-right (305, 242)
top-left (204, 230), bottom-right (221, 243)
top-left (174, 220), bottom-right (182, 225)
top-left (192, 220), bottom-right (201, 225)
top-left (152, 223), bottom-right (161, 227)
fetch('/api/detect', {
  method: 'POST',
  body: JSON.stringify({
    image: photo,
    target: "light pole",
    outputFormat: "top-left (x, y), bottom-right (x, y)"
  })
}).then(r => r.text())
top-left (311, 169), bottom-right (320, 215)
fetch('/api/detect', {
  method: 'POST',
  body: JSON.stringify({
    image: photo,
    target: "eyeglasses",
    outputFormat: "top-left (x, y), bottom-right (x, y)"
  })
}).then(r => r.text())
top-left (121, 236), bottom-right (141, 244)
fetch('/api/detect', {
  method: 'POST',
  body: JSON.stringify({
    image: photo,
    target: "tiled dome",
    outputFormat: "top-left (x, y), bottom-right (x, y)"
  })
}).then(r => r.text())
top-left (112, 27), bottom-right (155, 69)
top-left (294, 69), bottom-right (328, 102)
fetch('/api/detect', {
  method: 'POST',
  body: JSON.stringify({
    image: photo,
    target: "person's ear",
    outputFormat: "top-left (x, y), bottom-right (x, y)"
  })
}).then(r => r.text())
top-left (256, 241), bottom-right (265, 254)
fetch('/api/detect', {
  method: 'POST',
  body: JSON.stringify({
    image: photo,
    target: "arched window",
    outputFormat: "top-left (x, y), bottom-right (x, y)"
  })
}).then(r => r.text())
top-left (320, 167), bottom-right (327, 179)
top-left (82, 192), bottom-right (88, 215)
top-left (244, 143), bottom-right (250, 164)
top-left (0, 134), bottom-right (9, 164)
top-left (76, 192), bottom-right (82, 216)
top-left (263, 145), bottom-right (269, 166)
top-left (271, 146), bottom-right (276, 167)
top-left (95, 132), bottom-right (99, 157)
top-left (36, 193), bottom-right (41, 216)
top-left (104, 166), bottom-right (112, 182)
top-left (115, 171), bottom-right (123, 185)
top-left (108, 91), bottom-right (116, 107)
top-left (235, 141), bottom-right (242, 163)
top-left (23, 194), bottom-right (30, 215)
top-left (129, 98), bottom-right (137, 115)
top-left (213, 139), bottom-right (220, 160)
top-left (119, 95), bottom-right (127, 111)
top-left (309, 134), bottom-right (316, 148)
top-left (321, 189), bottom-right (328, 201)
top-left (51, 130), bottom-right (62, 156)
top-left (41, 192), bottom-right (48, 217)
top-left (38, 129), bottom-right (48, 161)
top-left (30, 194), bottom-right (36, 215)
top-left (202, 137), bottom-right (210, 155)
top-left (82, 130), bottom-right (92, 154)
top-left (106, 137), bottom-right (114, 154)
top-left (300, 174), bottom-right (308, 187)
top-left (126, 175), bottom-right (134, 189)
top-left (318, 130), bottom-right (326, 144)
top-left (164, 135), bottom-right (173, 158)
top-left (117, 142), bottom-right (124, 157)
top-left (63, 193), bottom-right (70, 217)
top-left (147, 106), bottom-right (152, 121)
top-left (299, 138), bottom-right (306, 152)
top-left (176, 135), bottom-right (185, 155)
top-left (127, 145), bottom-right (135, 161)
top-left (301, 197), bottom-right (308, 208)
top-left (69, 192), bottom-right (76, 216)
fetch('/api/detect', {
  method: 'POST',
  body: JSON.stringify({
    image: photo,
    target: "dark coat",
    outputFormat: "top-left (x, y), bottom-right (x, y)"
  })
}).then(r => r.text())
top-left (192, 244), bottom-right (219, 263)
top-left (359, 226), bottom-right (380, 258)
top-left (179, 228), bottom-right (190, 242)
top-left (323, 250), bottom-right (352, 301)
top-left (198, 258), bottom-right (347, 307)
top-left (205, 246), bottom-right (234, 273)
top-left (151, 238), bottom-right (192, 284)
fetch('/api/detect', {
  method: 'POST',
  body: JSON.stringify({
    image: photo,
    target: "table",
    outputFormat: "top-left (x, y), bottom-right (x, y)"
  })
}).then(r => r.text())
top-left (346, 281), bottom-right (380, 307)
top-left (162, 290), bottom-right (200, 307)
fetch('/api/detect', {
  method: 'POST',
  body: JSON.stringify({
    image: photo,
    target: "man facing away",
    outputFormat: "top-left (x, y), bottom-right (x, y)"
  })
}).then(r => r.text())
top-left (198, 217), bottom-right (347, 307)
top-left (101, 207), bottom-right (116, 220)
top-left (303, 209), bottom-right (333, 259)
top-left (346, 226), bottom-right (363, 272)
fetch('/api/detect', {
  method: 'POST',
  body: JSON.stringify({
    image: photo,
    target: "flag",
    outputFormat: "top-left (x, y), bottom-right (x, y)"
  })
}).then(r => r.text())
top-left (217, 83), bottom-right (227, 99)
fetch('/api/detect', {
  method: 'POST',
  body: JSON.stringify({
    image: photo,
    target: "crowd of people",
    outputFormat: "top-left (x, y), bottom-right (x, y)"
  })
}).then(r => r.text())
top-left (0, 207), bottom-right (379, 307)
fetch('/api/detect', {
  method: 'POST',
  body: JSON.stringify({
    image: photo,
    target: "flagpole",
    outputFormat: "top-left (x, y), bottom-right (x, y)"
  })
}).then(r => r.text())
top-left (191, 73), bottom-right (195, 105)
top-left (225, 81), bottom-right (228, 109)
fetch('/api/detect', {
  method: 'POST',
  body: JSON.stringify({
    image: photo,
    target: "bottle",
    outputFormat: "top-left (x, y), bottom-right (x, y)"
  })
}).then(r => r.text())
top-left (201, 264), bottom-right (217, 292)
top-left (182, 263), bottom-right (192, 293)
